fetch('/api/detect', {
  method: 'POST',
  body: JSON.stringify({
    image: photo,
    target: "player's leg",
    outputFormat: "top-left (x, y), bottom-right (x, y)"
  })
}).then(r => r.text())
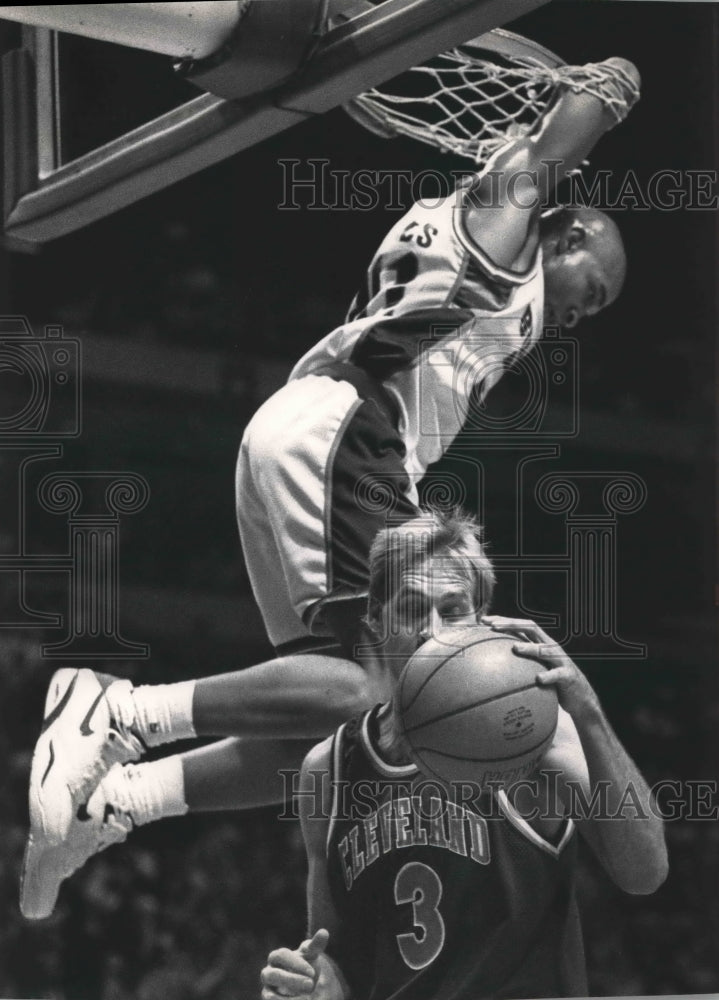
top-left (21, 370), bottom-right (417, 917)
top-left (182, 737), bottom-right (316, 810)
top-left (23, 375), bottom-right (391, 829)
top-left (24, 646), bottom-right (375, 838)
top-left (82, 371), bottom-right (413, 777)
top-left (82, 370), bottom-right (412, 810)
top-left (153, 369), bottom-right (417, 746)
top-left (94, 736), bottom-right (316, 819)
top-left (103, 647), bottom-right (391, 746)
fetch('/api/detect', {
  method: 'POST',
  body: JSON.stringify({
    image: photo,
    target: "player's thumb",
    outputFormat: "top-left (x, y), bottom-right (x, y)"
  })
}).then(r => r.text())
top-left (298, 928), bottom-right (330, 964)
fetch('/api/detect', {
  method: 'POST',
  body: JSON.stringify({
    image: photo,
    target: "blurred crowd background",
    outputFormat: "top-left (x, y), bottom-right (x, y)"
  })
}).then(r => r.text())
top-left (0, 2), bottom-right (717, 997)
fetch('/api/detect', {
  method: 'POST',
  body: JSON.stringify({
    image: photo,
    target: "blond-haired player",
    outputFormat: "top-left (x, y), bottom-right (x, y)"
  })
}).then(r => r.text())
top-left (22, 53), bottom-right (641, 919)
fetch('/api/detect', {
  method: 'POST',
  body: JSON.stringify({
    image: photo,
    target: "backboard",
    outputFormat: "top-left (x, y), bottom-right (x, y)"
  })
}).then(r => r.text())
top-left (1, 0), bottom-right (551, 247)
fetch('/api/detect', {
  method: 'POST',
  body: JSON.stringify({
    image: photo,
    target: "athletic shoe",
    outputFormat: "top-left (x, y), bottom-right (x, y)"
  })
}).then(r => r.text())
top-left (20, 782), bottom-right (132, 920)
top-left (26, 668), bottom-right (143, 847)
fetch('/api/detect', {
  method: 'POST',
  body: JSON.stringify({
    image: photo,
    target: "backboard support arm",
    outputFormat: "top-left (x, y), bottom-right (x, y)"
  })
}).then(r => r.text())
top-left (2, 0), bottom-right (552, 246)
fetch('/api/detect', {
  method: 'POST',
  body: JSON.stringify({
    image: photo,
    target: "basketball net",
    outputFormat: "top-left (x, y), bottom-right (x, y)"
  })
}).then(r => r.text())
top-left (345, 34), bottom-right (639, 168)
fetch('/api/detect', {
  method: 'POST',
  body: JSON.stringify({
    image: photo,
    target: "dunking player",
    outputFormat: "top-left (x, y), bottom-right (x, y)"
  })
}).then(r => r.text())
top-left (260, 511), bottom-right (667, 1000)
top-left (22, 54), bottom-right (641, 918)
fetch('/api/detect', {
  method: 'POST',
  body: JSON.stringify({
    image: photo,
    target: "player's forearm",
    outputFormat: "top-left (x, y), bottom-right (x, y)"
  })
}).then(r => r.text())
top-left (531, 57), bottom-right (640, 196)
top-left (531, 91), bottom-right (612, 196)
top-left (571, 700), bottom-right (668, 894)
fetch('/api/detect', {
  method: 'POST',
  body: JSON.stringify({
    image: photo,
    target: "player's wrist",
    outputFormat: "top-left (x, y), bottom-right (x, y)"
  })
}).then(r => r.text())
top-left (566, 689), bottom-right (604, 728)
top-left (555, 58), bottom-right (640, 126)
top-left (316, 951), bottom-right (351, 1000)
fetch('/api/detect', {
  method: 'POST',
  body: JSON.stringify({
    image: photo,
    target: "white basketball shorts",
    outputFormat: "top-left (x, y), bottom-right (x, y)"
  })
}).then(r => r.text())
top-left (235, 365), bottom-right (419, 652)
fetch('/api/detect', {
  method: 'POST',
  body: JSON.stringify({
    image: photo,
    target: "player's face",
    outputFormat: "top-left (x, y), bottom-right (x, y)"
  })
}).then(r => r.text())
top-left (541, 208), bottom-right (626, 328)
top-left (376, 548), bottom-right (482, 662)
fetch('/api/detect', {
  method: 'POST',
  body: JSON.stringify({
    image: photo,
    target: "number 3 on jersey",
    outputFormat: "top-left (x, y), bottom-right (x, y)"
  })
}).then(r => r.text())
top-left (394, 862), bottom-right (446, 970)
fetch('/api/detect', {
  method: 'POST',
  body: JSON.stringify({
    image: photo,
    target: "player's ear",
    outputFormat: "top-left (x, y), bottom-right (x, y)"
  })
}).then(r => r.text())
top-left (366, 597), bottom-right (384, 635)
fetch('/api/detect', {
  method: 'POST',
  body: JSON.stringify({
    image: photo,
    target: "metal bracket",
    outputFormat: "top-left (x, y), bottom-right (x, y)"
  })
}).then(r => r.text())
top-left (180, 0), bottom-right (329, 101)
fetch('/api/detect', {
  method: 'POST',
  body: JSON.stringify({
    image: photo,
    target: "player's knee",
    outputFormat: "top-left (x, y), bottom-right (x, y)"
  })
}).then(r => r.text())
top-left (629, 851), bottom-right (669, 895)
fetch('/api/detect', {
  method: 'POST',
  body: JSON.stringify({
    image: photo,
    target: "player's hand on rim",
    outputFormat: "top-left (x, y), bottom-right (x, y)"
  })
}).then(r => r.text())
top-left (480, 615), bottom-right (599, 718)
top-left (261, 929), bottom-right (331, 998)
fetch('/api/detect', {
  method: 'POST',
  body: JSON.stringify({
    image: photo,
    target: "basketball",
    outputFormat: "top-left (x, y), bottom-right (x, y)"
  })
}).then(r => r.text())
top-left (398, 625), bottom-right (558, 788)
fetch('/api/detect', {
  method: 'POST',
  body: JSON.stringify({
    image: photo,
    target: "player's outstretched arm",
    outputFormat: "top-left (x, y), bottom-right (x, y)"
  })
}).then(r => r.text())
top-left (260, 740), bottom-right (351, 1000)
top-left (481, 615), bottom-right (668, 896)
top-left (463, 57), bottom-right (640, 268)
top-left (482, 56), bottom-right (640, 195)
top-left (524, 56), bottom-right (641, 196)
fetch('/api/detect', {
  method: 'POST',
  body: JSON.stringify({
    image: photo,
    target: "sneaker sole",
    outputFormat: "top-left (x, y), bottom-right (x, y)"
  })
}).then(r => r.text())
top-left (19, 834), bottom-right (62, 920)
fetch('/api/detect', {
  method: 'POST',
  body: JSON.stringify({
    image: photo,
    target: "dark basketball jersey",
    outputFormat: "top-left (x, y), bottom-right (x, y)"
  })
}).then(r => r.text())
top-left (325, 706), bottom-right (586, 1000)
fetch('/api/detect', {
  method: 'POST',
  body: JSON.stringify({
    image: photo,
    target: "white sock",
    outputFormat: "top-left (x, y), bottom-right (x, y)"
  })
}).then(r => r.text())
top-left (106, 679), bottom-right (197, 747)
top-left (101, 757), bottom-right (188, 826)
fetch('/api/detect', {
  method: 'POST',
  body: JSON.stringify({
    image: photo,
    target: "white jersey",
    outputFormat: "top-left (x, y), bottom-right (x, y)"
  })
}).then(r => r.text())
top-left (290, 186), bottom-right (544, 481)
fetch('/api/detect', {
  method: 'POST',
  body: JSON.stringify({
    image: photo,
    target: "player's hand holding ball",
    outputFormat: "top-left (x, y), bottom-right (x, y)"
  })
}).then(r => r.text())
top-left (261, 929), bottom-right (348, 1000)
top-left (480, 615), bottom-right (601, 722)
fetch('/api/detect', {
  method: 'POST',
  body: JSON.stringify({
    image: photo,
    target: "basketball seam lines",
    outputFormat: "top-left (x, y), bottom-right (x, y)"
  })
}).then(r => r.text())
top-left (400, 632), bottom-right (520, 716)
top-left (413, 730), bottom-right (554, 765)
top-left (403, 681), bottom-right (541, 735)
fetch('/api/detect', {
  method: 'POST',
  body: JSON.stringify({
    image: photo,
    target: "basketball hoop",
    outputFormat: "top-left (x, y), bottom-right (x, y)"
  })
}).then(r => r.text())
top-left (345, 28), bottom-right (639, 168)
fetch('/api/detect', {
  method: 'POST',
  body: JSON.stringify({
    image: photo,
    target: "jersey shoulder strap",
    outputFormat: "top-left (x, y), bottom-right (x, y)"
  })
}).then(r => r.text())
top-left (454, 179), bottom-right (541, 286)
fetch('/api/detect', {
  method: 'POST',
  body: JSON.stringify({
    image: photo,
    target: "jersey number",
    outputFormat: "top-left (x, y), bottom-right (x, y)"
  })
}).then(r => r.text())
top-left (394, 862), bottom-right (445, 970)
top-left (347, 251), bottom-right (419, 321)
top-left (399, 220), bottom-right (438, 248)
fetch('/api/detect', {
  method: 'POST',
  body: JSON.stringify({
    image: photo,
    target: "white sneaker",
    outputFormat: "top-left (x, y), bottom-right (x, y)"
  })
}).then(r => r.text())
top-left (26, 669), bottom-right (143, 847)
top-left (20, 778), bottom-right (132, 920)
